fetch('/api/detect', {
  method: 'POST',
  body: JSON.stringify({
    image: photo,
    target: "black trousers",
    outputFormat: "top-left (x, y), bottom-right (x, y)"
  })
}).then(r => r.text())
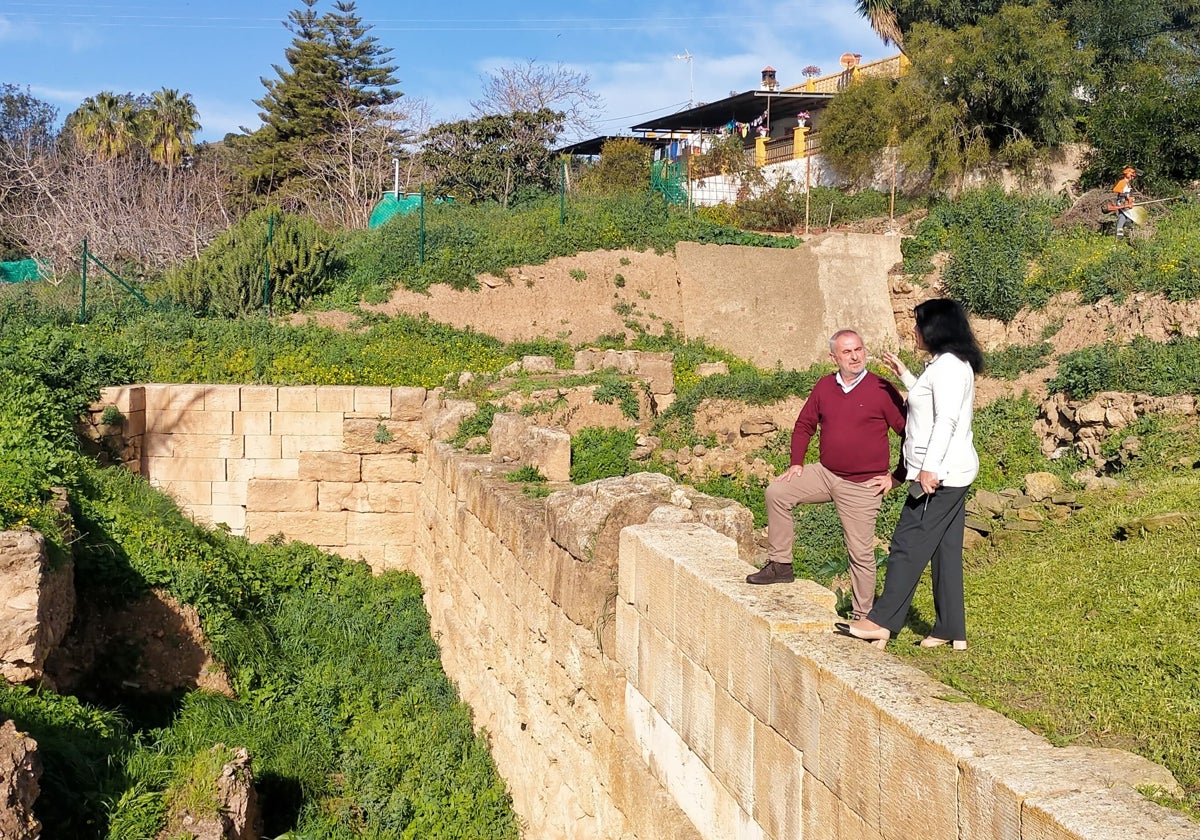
top-left (867, 483), bottom-right (970, 640)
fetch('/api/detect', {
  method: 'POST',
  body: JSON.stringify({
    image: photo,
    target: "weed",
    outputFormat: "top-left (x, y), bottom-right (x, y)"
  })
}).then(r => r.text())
top-left (613, 274), bottom-right (625, 288)
top-left (373, 423), bottom-right (394, 444)
top-left (506, 465), bottom-right (547, 483)
top-left (570, 269), bottom-right (587, 281)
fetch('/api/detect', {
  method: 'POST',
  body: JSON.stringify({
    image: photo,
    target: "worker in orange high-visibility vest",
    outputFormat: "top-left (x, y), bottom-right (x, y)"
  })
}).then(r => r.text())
top-left (1111, 166), bottom-right (1140, 240)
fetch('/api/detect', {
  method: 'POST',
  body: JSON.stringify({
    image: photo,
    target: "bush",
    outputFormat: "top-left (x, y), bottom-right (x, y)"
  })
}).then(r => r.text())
top-left (1049, 337), bottom-right (1200, 400)
top-left (908, 188), bottom-right (1063, 321)
top-left (570, 427), bottom-right (637, 484)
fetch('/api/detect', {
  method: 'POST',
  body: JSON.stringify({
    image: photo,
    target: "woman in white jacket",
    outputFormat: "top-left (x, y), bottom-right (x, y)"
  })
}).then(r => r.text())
top-left (837, 299), bottom-right (983, 650)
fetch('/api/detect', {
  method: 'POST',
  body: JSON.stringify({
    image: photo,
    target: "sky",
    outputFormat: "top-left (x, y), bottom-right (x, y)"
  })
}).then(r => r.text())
top-left (0, 1), bottom-right (891, 144)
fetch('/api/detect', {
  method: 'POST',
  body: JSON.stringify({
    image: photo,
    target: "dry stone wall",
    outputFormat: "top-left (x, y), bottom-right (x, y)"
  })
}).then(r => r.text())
top-left (62, 383), bottom-right (1200, 840)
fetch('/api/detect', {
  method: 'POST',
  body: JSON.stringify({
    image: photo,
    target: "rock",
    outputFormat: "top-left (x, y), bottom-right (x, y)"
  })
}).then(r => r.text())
top-left (0, 720), bottom-right (40, 840)
top-left (964, 516), bottom-right (993, 535)
top-left (739, 419), bottom-right (776, 436)
top-left (521, 355), bottom-right (557, 374)
top-left (962, 528), bottom-right (988, 551)
top-left (458, 371), bottom-right (475, 388)
top-left (489, 413), bottom-right (571, 482)
top-left (692, 444), bottom-right (707, 457)
top-left (464, 436), bottom-right (489, 453)
top-left (972, 489), bottom-right (1008, 517)
top-left (342, 418), bottom-right (426, 454)
top-left (1075, 401), bottom-right (1107, 424)
top-left (1024, 472), bottom-right (1064, 502)
top-left (544, 472), bottom-right (755, 565)
top-left (1003, 520), bottom-right (1043, 533)
top-left (1016, 507), bottom-right (1045, 522)
top-left (1118, 512), bottom-right (1192, 537)
top-left (161, 745), bottom-right (262, 840)
top-left (696, 362), bottom-right (729, 377)
top-left (0, 529), bottom-right (75, 684)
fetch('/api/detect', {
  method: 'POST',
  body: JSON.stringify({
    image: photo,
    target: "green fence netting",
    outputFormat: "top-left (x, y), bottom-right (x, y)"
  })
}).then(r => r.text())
top-left (0, 259), bottom-right (47, 283)
top-left (369, 193), bottom-right (453, 228)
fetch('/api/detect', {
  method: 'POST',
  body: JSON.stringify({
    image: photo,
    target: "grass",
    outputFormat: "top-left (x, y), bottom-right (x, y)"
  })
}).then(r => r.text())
top-left (888, 474), bottom-right (1200, 819)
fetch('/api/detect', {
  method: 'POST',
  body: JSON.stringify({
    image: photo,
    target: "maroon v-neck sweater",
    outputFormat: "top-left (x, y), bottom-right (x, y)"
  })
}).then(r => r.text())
top-left (790, 372), bottom-right (906, 482)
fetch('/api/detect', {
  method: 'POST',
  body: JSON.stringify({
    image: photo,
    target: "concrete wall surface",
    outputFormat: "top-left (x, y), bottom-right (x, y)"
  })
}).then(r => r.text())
top-left (377, 237), bottom-right (901, 372)
top-left (89, 384), bottom-right (1200, 840)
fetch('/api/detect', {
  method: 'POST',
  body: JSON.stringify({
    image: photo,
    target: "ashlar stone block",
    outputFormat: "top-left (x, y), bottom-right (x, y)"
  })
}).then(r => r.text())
top-left (752, 717), bottom-right (804, 840)
top-left (246, 479), bottom-right (317, 512)
top-left (713, 685), bottom-right (755, 814)
top-left (298, 451), bottom-right (361, 483)
top-left (361, 453), bottom-right (425, 483)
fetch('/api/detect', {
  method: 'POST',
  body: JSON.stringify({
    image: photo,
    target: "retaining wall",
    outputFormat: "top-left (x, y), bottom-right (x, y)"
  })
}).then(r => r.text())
top-left (87, 384), bottom-right (1200, 840)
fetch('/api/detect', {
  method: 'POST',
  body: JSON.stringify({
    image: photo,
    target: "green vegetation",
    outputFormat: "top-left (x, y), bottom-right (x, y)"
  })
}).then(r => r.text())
top-left (0, 320), bottom-right (518, 837)
top-left (982, 342), bottom-right (1053, 380)
top-left (891, 476), bottom-right (1200, 820)
top-left (1049, 337), bottom-right (1200, 401)
top-left (336, 192), bottom-right (799, 299)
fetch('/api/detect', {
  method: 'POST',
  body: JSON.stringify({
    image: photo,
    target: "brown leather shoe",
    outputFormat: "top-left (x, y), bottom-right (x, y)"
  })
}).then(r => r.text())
top-left (746, 561), bottom-right (795, 584)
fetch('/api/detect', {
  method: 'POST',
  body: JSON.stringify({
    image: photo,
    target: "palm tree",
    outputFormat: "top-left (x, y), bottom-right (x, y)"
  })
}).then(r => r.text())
top-left (71, 92), bottom-right (139, 161)
top-left (856, 0), bottom-right (905, 54)
top-left (143, 88), bottom-right (201, 170)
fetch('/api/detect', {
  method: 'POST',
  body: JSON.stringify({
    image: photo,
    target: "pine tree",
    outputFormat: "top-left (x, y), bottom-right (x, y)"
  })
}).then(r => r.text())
top-left (245, 0), bottom-right (400, 200)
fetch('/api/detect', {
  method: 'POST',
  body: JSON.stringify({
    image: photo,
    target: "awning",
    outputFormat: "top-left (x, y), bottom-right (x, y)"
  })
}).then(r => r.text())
top-left (554, 135), bottom-right (673, 156)
top-left (631, 90), bottom-right (833, 133)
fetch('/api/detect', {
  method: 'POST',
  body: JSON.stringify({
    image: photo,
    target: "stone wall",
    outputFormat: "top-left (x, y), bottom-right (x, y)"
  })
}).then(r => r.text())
top-left (378, 237), bottom-right (901, 372)
top-left (71, 383), bottom-right (1200, 840)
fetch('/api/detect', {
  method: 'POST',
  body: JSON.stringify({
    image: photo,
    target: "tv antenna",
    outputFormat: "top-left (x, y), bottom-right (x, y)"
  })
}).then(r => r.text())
top-left (675, 50), bottom-right (694, 107)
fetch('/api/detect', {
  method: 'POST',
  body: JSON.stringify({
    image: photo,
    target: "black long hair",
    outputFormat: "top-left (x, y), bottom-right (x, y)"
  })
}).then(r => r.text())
top-left (915, 299), bottom-right (984, 373)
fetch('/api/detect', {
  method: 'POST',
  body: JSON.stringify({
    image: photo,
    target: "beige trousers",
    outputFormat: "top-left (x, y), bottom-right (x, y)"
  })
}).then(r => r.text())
top-left (765, 462), bottom-right (884, 619)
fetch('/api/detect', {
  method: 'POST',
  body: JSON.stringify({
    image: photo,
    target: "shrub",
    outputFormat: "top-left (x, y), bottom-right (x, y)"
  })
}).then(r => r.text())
top-left (570, 427), bottom-right (637, 484)
top-left (982, 342), bottom-right (1053, 380)
top-left (1049, 337), bottom-right (1200, 400)
top-left (164, 209), bottom-right (341, 317)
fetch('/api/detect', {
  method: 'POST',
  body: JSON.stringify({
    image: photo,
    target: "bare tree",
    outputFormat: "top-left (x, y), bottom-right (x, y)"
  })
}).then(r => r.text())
top-left (290, 96), bottom-right (432, 229)
top-left (472, 59), bottom-right (603, 139)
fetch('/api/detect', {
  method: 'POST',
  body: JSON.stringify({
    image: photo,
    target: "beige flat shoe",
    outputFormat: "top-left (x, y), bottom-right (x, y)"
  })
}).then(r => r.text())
top-left (919, 636), bottom-right (967, 651)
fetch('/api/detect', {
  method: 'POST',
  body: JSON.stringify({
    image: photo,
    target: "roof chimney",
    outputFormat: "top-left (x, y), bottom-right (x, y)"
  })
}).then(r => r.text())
top-left (761, 66), bottom-right (778, 91)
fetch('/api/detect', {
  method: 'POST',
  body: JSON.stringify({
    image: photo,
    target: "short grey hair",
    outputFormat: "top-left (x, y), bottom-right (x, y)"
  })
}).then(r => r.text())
top-left (828, 329), bottom-right (861, 352)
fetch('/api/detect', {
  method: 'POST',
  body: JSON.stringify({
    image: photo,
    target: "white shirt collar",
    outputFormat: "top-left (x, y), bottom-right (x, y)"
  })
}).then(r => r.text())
top-left (835, 369), bottom-right (867, 393)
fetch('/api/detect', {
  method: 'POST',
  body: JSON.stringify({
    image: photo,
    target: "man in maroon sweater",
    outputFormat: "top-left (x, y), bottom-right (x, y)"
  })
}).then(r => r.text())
top-left (747, 329), bottom-right (906, 620)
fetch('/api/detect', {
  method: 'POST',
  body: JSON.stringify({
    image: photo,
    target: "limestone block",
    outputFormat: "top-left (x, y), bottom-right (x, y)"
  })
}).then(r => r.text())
top-left (521, 354), bottom-right (557, 373)
top-left (298, 451), bottom-right (361, 483)
top-left (353, 387), bottom-right (392, 415)
top-left (147, 383), bottom-right (206, 410)
top-left (361, 454), bottom-right (425, 483)
top-left (145, 456), bottom-right (227, 482)
top-left (383, 543), bottom-right (413, 571)
top-left (342, 418), bottom-right (427, 454)
top-left (243, 434), bottom-right (281, 459)
top-left (277, 386), bottom-right (317, 412)
top-left (227, 458), bottom-right (299, 481)
top-left (767, 634), bottom-right (821, 762)
top-left (271, 411), bottom-right (345, 437)
top-left (673, 555), bottom-right (712, 666)
top-left (526, 426), bottom-right (571, 482)
top-left (802, 772), bottom-right (884, 840)
top-left (680, 652), bottom-right (717, 770)
top-left (340, 543), bottom-right (387, 569)
top-left (347, 512), bottom-right (414, 546)
top-left (233, 411), bottom-right (272, 435)
top-left (962, 744), bottom-right (1185, 840)
top-left (428, 399), bottom-right (477, 440)
top-left (154, 479), bottom-right (212, 507)
top-left (146, 409), bottom-right (233, 435)
top-left (144, 434), bottom-right (174, 457)
top-left (632, 528), bottom-right (676, 636)
top-left (0, 529), bottom-right (74, 684)
top-left (281, 435), bottom-right (343, 458)
top-left (652, 392), bottom-right (677, 414)
top-left (547, 474), bottom-right (676, 564)
top-left (752, 717), bottom-right (803, 840)
top-left (390, 386), bottom-right (427, 421)
top-left (211, 481), bottom-right (248, 507)
top-left (168, 434), bottom-right (245, 459)
top-left (814, 660), bottom-right (883, 831)
top-left (240, 386), bottom-right (278, 412)
top-left (245, 510), bottom-right (347, 545)
top-left (489, 412), bottom-right (528, 463)
top-left (246, 479), bottom-right (316, 512)
top-left (713, 686), bottom-right (755, 813)
top-left (1022, 786), bottom-right (1200, 840)
top-left (100, 384), bottom-right (146, 412)
top-left (316, 385), bottom-right (355, 412)
top-left (638, 623), bottom-right (683, 731)
top-left (205, 505), bottom-right (246, 533)
top-left (637, 357), bottom-right (676, 395)
top-left (878, 710), bottom-right (959, 840)
top-left (202, 385), bottom-right (241, 411)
